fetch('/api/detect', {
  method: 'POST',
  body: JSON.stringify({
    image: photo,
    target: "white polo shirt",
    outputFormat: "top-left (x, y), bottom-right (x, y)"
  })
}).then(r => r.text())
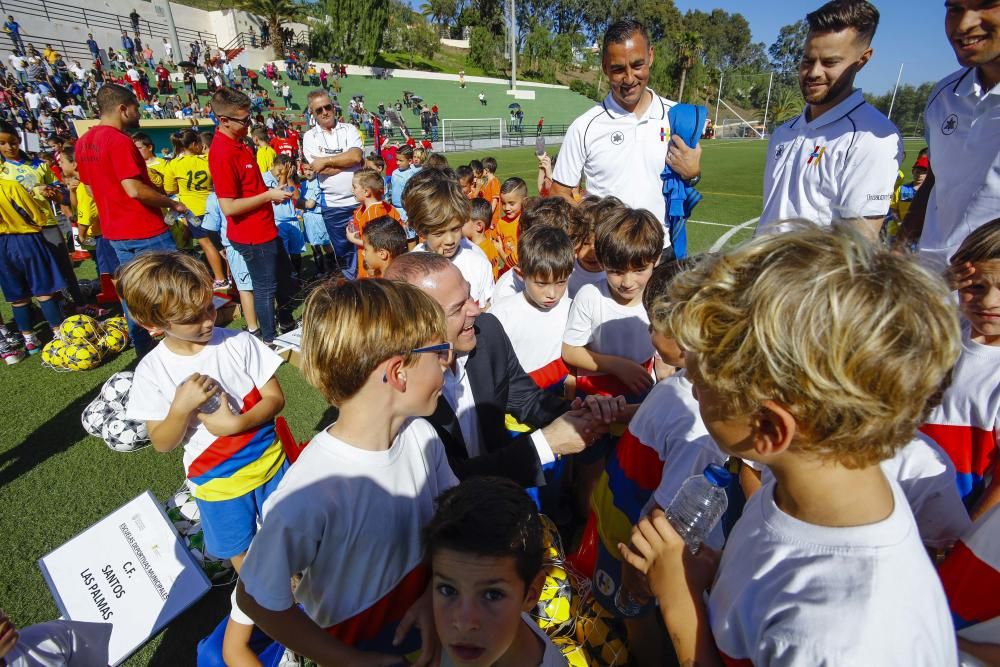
top-left (301, 121), bottom-right (363, 208)
top-left (553, 89), bottom-right (677, 246)
top-left (918, 67), bottom-right (1000, 273)
top-left (757, 89), bottom-right (902, 234)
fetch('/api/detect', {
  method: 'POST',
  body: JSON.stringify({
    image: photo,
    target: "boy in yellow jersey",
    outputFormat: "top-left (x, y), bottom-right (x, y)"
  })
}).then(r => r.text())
top-left (0, 178), bottom-right (66, 356)
top-left (164, 129), bottom-right (230, 288)
top-left (0, 121), bottom-right (84, 307)
top-left (252, 127), bottom-right (276, 174)
top-left (59, 147), bottom-right (120, 279)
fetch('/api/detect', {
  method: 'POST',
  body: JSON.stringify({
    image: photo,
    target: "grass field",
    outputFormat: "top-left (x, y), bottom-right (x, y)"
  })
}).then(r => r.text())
top-left (0, 137), bottom-right (926, 665)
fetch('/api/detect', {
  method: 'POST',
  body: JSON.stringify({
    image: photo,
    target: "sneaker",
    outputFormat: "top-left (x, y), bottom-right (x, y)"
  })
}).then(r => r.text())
top-left (23, 333), bottom-right (42, 355)
top-left (1, 336), bottom-right (24, 365)
top-left (247, 328), bottom-right (263, 341)
top-left (212, 279), bottom-right (232, 291)
top-left (70, 249), bottom-right (92, 262)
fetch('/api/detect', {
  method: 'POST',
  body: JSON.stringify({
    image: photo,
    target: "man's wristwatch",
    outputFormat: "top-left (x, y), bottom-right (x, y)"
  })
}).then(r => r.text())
top-left (685, 175), bottom-right (701, 187)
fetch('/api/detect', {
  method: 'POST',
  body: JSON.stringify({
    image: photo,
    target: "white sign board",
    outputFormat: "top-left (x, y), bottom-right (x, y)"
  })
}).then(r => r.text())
top-left (38, 491), bottom-right (211, 666)
top-left (272, 326), bottom-right (303, 354)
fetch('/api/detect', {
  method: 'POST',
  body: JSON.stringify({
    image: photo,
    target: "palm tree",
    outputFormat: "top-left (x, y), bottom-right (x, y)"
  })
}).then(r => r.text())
top-left (420, 0), bottom-right (457, 36)
top-left (233, 0), bottom-right (304, 58)
top-left (767, 88), bottom-right (803, 126)
top-left (676, 30), bottom-right (702, 102)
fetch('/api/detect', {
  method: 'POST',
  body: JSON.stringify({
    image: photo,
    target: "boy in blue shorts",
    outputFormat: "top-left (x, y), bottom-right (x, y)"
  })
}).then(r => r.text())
top-left (121, 251), bottom-right (287, 572)
top-left (300, 164), bottom-right (336, 277)
top-left (58, 147), bottom-right (120, 280)
top-left (0, 179), bottom-right (65, 356)
top-left (262, 155), bottom-right (305, 278)
top-left (204, 191), bottom-right (258, 337)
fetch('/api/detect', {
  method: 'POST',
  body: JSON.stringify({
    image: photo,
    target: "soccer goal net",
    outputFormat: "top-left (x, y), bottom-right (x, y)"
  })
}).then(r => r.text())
top-left (441, 118), bottom-right (504, 152)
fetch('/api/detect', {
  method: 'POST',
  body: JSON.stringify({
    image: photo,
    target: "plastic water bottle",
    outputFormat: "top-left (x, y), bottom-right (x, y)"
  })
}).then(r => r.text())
top-left (665, 463), bottom-right (733, 554)
top-left (199, 391), bottom-right (236, 415)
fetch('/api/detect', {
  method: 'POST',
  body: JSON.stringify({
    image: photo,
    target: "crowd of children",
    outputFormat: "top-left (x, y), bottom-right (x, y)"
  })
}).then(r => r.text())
top-left (1, 76), bottom-right (999, 667)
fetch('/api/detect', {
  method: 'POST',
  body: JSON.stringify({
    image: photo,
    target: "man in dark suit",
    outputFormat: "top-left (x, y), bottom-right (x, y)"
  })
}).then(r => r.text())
top-left (387, 253), bottom-right (621, 487)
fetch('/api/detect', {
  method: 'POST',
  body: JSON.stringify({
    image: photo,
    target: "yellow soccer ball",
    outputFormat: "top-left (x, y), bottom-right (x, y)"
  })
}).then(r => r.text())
top-left (533, 564), bottom-right (575, 635)
top-left (59, 314), bottom-right (101, 345)
top-left (41, 338), bottom-right (69, 369)
top-left (575, 598), bottom-right (628, 667)
top-left (553, 637), bottom-right (592, 667)
top-left (104, 316), bottom-right (128, 336)
top-left (62, 341), bottom-right (103, 371)
top-left (100, 327), bottom-right (129, 354)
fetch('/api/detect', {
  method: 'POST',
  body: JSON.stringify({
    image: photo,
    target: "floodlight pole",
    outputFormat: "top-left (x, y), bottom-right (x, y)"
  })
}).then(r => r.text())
top-left (761, 70), bottom-right (774, 139)
top-left (509, 0), bottom-right (517, 90)
top-left (887, 63), bottom-right (904, 121)
top-left (714, 68), bottom-right (723, 134)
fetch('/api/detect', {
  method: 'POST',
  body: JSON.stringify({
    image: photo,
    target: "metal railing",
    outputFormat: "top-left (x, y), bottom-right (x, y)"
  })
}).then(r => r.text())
top-left (0, 0), bottom-right (217, 47)
top-left (17, 32), bottom-right (93, 63)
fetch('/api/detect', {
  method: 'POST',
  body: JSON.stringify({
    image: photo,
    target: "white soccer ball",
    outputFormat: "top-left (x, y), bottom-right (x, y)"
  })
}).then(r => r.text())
top-left (165, 489), bottom-right (201, 535)
top-left (81, 398), bottom-right (113, 437)
top-left (101, 416), bottom-right (149, 452)
top-left (101, 371), bottom-right (134, 404)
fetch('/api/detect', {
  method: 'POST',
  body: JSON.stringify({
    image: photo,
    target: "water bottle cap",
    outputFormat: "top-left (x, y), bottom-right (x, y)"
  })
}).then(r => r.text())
top-left (703, 463), bottom-right (733, 488)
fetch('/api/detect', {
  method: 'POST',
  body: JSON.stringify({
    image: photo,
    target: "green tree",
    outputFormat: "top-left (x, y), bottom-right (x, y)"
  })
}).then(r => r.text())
top-left (467, 25), bottom-right (506, 75)
top-left (420, 0), bottom-right (458, 35)
top-left (233, 0), bottom-right (305, 58)
top-left (407, 21), bottom-right (440, 67)
top-left (766, 88), bottom-right (802, 127)
top-left (675, 30), bottom-right (702, 101)
top-left (769, 19), bottom-right (807, 72)
top-left (309, 0), bottom-right (390, 64)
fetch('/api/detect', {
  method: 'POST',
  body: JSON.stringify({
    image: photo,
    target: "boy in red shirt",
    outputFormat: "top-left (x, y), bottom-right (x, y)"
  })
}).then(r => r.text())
top-left (347, 168), bottom-right (401, 278)
top-left (207, 87), bottom-right (296, 344)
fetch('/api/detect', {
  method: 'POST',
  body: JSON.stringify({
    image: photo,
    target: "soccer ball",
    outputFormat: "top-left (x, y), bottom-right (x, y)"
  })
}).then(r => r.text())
top-left (165, 489), bottom-right (201, 535)
top-left (185, 528), bottom-right (236, 585)
top-left (553, 637), bottom-right (591, 667)
top-left (81, 398), bottom-right (113, 437)
top-left (59, 314), bottom-right (101, 345)
top-left (101, 371), bottom-right (134, 404)
top-left (63, 341), bottom-right (103, 371)
top-left (533, 564), bottom-right (576, 636)
top-left (575, 598), bottom-right (628, 667)
top-left (100, 327), bottom-right (129, 355)
top-left (104, 316), bottom-right (128, 336)
top-left (101, 416), bottom-right (149, 452)
top-left (41, 339), bottom-right (70, 369)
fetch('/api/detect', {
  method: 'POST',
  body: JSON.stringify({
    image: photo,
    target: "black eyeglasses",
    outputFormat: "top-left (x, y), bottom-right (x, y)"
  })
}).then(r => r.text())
top-left (313, 103), bottom-right (334, 115)
top-left (220, 114), bottom-right (252, 126)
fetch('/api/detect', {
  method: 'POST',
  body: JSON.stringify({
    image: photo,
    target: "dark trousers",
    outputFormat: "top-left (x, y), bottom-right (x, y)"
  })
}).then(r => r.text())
top-left (230, 237), bottom-right (294, 342)
top-left (321, 204), bottom-right (357, 280)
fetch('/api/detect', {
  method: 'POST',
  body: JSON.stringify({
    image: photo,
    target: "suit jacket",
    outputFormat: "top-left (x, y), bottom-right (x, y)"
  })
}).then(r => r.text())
top-left (429, 313), bottom-right (568, 488)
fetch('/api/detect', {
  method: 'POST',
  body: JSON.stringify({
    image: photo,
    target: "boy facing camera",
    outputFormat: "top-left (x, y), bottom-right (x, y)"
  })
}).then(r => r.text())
top-left (425, 476), bottom-right (568, 667)
top-left (621, 224), bottom-right (960, 666)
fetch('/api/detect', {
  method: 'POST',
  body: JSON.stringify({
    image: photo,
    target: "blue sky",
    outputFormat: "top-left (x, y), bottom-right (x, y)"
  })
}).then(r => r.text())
top-left (673, 0), bottom-right (955, 95)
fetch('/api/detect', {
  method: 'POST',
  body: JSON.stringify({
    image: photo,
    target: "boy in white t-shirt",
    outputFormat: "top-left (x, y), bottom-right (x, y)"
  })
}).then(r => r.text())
top-left (620, 224), bottom-right (960, 666)
top-left (566, 195), bottom-right (615, 298)
top-left (120, 252), bottom-right (287, 572)
top-left (236, 279), bottom-right (458, 666)
top-left (426, 476), bottom-right (567, 667)
top-left (493, 197), bottom-right (575, 301)
top-left (406, 168), bottom-right (494, 308)
top-left (922, 217), bottom-right (1000, 519)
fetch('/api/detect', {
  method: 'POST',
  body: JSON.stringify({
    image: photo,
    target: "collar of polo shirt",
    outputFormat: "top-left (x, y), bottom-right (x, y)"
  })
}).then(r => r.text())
top-left (602, 88), bottom-right (667, 121)
top-left (793, 88), bottom-right (866, 130)
top-left (954, 67), bottom-right (1000, 99)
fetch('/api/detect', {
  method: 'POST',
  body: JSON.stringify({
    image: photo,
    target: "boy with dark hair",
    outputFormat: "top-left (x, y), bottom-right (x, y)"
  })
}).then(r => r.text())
top-left (622, 224), bottom-right (959, 665)
top-left (494, 197), bottom-right (574, 300)
top-left (389, 144), bottom-right (418, 226)
top-left (208, 87), bottom-right (296, 344)
top-left (480, 156), bottom-right (500, 211)
top-left (456, 164), bottom-right (479, 199)
top-left (464, 197), bottom-right (504, 280)
top-left (567, 196), bottom-right (616, 298)
top-left (362, 215), bottom-right (408, 278)
top-left (251, 126), bottom-right (276, 174)
top-left (348, 167), bottom-right (401, 277)
top-left (262, 153), bottom-right (305, 277)
top-left (425, 476), bottom-right (566, 666)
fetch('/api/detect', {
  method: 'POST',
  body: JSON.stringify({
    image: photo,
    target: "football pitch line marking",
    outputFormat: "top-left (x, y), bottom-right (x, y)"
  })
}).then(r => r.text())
top-left (689, 219), bottom-right (738, 228)
top-left (709, 217), bottom-right (760, 252)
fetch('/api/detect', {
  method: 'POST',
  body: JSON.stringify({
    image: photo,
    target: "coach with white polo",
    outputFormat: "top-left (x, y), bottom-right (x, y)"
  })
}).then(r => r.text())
top-left (757, 0), bottom-right (902, 240)
top-left (551, 19), bottom-right (702, 250)
top-left (302, 90), bottom-right (364, 279)
top-left (895, 0), bottom-right (1000, 273)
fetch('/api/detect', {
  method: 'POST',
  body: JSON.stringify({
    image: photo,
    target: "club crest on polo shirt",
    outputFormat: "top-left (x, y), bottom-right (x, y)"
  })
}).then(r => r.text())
top-left (807, 145), bottom-right (826, 167)
top-left (775, 144), bottom-right (786, 160)
top-left (941, 114), bottom-right (958, 135)
top-left (610, 131), bottom-right (624, 145)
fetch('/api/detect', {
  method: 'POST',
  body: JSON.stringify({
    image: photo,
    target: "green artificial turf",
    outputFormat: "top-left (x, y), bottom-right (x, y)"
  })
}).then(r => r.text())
top-left (0, 136), bottom-right (926, 665)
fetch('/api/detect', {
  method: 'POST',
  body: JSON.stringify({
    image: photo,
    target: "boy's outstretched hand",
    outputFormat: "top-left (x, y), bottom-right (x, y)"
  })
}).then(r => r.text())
top-left (618, 510), bottom-right (720, 607)
top-left (392, 586), bottom-right (439, 667)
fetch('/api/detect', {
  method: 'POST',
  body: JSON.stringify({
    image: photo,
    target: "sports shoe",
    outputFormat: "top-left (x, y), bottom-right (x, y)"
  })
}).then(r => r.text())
top-left (1, 335), bottom-right (24, 365)
top-left (70, 249), bottom-right (92, 262)
top-left (23, 333), bottom-right (42, 356)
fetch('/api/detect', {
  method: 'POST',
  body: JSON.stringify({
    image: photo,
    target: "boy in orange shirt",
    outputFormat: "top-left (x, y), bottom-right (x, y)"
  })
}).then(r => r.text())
top-left (347, 168), bottom-right (401, 277)
top-left (491, 177), bottom-right (527, 269)
top-left (456, 165), bottom-right (479, 200)
top-left (480, 156), bottom-right (501, 212)
top-left (463, 197), bottom-right (505, 280)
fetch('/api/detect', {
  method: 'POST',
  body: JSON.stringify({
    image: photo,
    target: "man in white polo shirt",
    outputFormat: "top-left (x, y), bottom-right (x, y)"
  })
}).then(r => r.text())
top-left (551, 19), bottom-right (702, 250)
top-left (302, 89), bottom-right (364, 279)
top-left (895, 0), bottom-right (1000, 273)
top-left (757, 0), bottom-right (902, 240)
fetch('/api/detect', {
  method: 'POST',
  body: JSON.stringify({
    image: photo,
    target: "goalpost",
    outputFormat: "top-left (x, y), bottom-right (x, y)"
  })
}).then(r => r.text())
top-left (440, 118), bottom-right (504, 152)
